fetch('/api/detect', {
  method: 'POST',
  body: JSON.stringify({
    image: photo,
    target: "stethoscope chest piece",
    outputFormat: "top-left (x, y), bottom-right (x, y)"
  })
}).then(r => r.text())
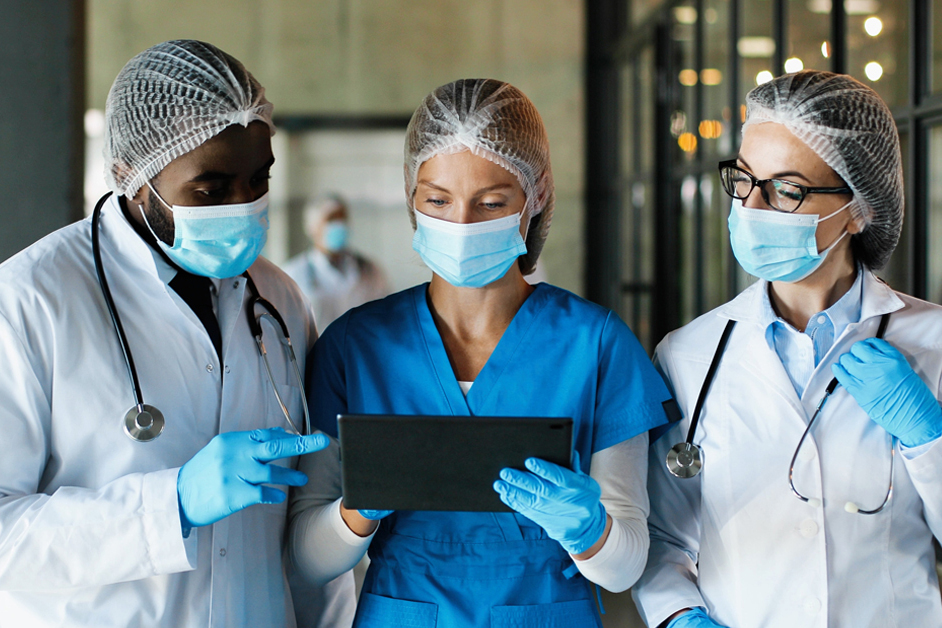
top-left (667, 442), bottom-right (702, 478)
top-left (124, 404), bottom-right (165, 442)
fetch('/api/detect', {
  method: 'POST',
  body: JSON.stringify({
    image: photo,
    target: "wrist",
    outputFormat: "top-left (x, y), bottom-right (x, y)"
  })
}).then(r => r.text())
top-left (573, 514), bottom-right (612, 561)
top-left (340, 501), bottom-right (380, 537)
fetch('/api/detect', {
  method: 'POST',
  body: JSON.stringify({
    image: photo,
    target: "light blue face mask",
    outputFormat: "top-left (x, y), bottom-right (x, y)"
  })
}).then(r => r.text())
top-left (728, 197), bottom-right (852, 283)
top-left (412, 210), bottom-right (528, 288)
top-left (143, 182), bottom-right (269, 278)
top-left (323, 220), bottom-right (349, 252)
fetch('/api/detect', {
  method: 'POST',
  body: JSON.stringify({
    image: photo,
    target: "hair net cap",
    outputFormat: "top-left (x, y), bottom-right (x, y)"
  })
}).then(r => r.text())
top-left (104, 40), bottom-right (275, 198)
top-left (742, 70), bottom-right (903, 269)
top-left (404, 79), bottom-right (554, 275)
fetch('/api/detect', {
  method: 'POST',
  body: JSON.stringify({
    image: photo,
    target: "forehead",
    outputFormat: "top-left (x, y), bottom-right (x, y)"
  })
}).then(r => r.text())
top-left (416, 149), bottom-right (520, 189)
top-left (739, 121), bottom-right (839, 183)
top-left (159, 121), bottom-right (273, 180)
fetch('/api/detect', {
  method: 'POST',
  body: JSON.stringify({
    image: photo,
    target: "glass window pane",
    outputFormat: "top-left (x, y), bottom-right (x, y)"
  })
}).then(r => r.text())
top-left (932, 0), bottom-right (942, 92)
top-left (928, 127), bottom-right (942, 303)
top-left (877, 131), bottom-right (911, 293)
top-left (621, 62), bottom-right (636, 176)
top-left (703, 0), bottom-right (732, 158)
top-left (787, 0), bottom-right (830, 75)
top-left (847, 1), bottom-right (908, 108)
top-left (702, 172), bottom-right (730, 311)
top-left (679, 175), bottom-right (697, 323)
top-left (672, 1), bottom-right (698, 166)
top-left (633, 0), bottom-right (667, 27)
top-left (639, 47), bottom-right (655, 173)
top-left (738, 0), bottom-right (773, 108)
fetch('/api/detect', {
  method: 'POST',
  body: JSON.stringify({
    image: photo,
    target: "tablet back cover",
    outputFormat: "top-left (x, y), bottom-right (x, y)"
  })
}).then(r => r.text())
top-left (338, 414), bottom-right (573, 512)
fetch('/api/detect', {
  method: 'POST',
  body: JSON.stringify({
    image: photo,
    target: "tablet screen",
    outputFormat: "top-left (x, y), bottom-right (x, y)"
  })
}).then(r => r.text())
top-left (338, 414), bottom-right (573, 512)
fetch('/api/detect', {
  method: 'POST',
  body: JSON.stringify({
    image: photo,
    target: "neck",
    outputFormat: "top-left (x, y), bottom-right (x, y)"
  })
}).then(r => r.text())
top-left (315, 245), bottom-right (344, 268)
top-left (427, 268), bottom-right (534, 343)
top-left (769, 249), bottom-right (857, 332)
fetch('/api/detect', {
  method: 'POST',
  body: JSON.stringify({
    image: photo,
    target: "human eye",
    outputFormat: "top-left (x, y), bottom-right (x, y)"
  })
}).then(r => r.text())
top-left (251, 171), bottom-right (272, 186)
top-left (482, 201), bottom-right (507, 210)
top-left (425, 198), bottom-right (447, 207)
top-left (772, 180), bottom-right (803, 202)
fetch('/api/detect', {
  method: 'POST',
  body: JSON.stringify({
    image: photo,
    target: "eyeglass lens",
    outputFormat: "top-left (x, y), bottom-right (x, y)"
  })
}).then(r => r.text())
top-left (720, 165), bottom-right (805, 212)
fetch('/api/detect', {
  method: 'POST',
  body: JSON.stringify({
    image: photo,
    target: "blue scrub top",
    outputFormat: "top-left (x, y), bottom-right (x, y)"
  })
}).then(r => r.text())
top-left (307, 283), bottom-right (671, 627)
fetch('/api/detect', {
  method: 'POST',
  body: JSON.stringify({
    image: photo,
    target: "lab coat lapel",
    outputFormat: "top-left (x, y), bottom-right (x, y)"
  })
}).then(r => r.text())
top-left (465, 284), bottom-right (549, 416)
top-left (718, 281), bottom-right (807, 421)
top-left (412, 286), bottom-right (471, 416)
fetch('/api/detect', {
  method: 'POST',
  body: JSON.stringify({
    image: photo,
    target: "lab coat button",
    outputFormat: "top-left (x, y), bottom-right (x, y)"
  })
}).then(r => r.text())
top-left (219, 548), bottom-right (226, 557)
top-left (206, 364), bottom-right (214, 373)
top-left (804, 596), bottom-right (821, 614)
top-left (799, 519), bottom-right (819, 538)
top-left (816, 316), bottom-right (826, 324)
top-left (224, 365), bottom-right (231, 374)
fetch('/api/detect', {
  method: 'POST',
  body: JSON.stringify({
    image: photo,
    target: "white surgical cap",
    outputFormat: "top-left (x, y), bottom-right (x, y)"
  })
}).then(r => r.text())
top-left (304, 194), bottom-right (346, 232)
top-left (404, 79), bottom-right (554, 275)
top-left (103, 39), bottom-right (275, 198)
top-left (743, 70), bottom-right (903, 270)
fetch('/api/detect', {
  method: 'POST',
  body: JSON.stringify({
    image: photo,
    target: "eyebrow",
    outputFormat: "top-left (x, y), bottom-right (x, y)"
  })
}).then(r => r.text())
top-left (416, 180), bottom-right (515, 194)
top-left (187, 156), bottom-right (276, 184)
top-left (736, 156), bottom-right (813, 184)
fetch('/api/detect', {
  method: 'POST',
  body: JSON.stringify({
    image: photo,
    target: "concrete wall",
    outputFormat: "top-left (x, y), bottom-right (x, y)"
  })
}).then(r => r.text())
top-left (0, 1), bottom-right (85, 262)
top-left (87, 0), bottom-right (585, 295)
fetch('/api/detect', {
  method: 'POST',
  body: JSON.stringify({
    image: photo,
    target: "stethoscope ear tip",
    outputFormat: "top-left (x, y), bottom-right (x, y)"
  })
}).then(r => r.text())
top-left (808, 498), bottom-right (822, 508)
top-left (844, 501), bottom-right (859, 514)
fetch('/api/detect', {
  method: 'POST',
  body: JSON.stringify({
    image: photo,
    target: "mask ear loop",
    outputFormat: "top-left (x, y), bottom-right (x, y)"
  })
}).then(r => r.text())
top-left (816, 197), bottom-right (855, 252)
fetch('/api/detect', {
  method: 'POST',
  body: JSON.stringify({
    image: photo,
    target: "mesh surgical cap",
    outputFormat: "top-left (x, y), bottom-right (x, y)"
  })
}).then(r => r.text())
top-left (743, 70), bottom-right (903, 269)
top-left (103, 39), bottom-right (275, 198)
top-left (404, 78), bottom-right (555, 275)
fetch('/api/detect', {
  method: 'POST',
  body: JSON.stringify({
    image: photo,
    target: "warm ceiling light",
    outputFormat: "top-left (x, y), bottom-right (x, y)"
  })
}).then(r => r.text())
top-left (699, 120), bottom-right (724, 139)
top-left (784, 57), bottom-right (804, 73)
top-left (679, 69), bottom-right (698, 86)
top-left (674, 6), bottom-right (698, 24)
top-left (678, 132), bottom-right (698, 153)
top-left (821, 41), bottom-right (830, 58)
top-left (865, 61), bottom-right (884, 81)
top-left (738, 36), bottom-right (776, 57)
top-left (756, 70), bottom-right (774, 85)
top-left (700, 69), bottom-right (723, 85)
top-left (865, 16), bottom-right (883, 36)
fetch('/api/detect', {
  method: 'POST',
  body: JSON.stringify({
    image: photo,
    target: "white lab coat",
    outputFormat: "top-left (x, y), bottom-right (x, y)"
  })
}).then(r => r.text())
top-left (282, 248), bottom-right (387, 332)
top-left (0, 194), bottom-right (317, 627)
top-left (632, 272), bottom-right (942, 628)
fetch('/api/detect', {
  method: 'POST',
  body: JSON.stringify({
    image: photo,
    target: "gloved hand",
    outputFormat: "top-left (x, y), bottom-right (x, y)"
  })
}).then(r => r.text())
top-left (358, 509), bottom-right (393, 520)
top-left (178, 427), bottom-right (329, 531)
top-left (666, 607), bottom-right (728, 628)
top-left (832, 338), bottom-right (942, 448)
top-left (493, 452), bottom-right (607, 555)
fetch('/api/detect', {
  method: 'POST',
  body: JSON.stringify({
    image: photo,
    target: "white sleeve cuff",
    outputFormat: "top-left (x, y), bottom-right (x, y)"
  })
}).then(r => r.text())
top-left (328, 497), bottom-right (378, 548)
top-left (142, 467), bottom-right (197, 575)
top-left (572, 516), bottom-right (648, 593)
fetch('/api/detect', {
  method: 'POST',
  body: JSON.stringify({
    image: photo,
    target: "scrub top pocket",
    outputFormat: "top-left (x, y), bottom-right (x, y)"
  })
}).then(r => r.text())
top-left (353, 592), bottom-right (438, 627)
top-left (490, 598), bottom-right (602, 627)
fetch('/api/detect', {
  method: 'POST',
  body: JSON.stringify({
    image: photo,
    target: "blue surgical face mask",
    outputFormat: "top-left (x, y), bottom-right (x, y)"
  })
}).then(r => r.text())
top-left (323, 220), bottom-right (349, 252)
top-left (143, 182), bottom-right (269, 278)
top-left (728, 197), bottom-right (852, 283)
top-left (412, 210), bottom-right (528, 288)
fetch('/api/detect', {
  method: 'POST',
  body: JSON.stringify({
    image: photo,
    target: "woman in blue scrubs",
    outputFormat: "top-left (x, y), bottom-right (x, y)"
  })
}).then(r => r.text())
top-left (289, 78), bottom-right (673, 627)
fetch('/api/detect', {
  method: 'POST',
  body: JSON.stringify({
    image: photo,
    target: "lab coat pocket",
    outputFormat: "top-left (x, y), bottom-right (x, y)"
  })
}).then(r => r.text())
top-left (353, 592), bottom-right (438, 626)
top-left (490, 599), bottom-right (601, 627)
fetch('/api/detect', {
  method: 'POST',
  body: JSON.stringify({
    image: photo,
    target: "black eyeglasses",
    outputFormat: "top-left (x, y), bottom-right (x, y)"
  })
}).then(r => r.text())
top-left (718, 160), bottom-right (852, 213)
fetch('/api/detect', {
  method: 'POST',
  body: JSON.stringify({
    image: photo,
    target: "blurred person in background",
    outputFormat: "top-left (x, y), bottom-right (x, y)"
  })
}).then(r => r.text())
top-left (283, 195), bottom-right (388, 331)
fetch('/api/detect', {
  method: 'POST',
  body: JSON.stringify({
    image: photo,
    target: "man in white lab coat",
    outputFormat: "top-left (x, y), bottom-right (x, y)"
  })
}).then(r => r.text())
top-left (283, 195), bottom-right (388, 332)
top-left (0, 40), bottom-right (332, 627)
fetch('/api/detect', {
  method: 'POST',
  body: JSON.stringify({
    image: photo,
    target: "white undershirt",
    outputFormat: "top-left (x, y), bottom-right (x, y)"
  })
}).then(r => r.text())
top-left (458, 380), bottom-right (473, 395)
top-left (288, 433), bottom-right (650, 594)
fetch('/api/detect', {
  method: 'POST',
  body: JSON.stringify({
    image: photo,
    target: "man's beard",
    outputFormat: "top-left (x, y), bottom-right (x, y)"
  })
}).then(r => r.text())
top-left (142, 188), bottom-right (175, 246)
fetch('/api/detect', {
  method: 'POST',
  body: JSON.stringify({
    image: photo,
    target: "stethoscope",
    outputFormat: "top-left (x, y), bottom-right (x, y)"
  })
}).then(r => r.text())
top-left (91, 192), bottom-right (311, 442)
top-left (667, 312), bottom-right (895, 515)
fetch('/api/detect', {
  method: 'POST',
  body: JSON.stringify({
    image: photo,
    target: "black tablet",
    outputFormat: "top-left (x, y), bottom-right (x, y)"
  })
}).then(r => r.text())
top-left (338, 414), bottom-right (573, 512)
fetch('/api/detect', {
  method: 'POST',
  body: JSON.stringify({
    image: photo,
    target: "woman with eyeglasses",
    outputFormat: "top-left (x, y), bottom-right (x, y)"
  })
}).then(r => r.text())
top-left (631, 70), bottom-right (942, 627)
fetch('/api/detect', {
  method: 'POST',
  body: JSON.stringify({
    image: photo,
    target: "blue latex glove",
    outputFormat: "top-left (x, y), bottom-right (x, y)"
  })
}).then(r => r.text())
top-left (177, 428), bottom-right (329, 531)
top-left (832, 338), bottom-right (942, 448)
top-left (667, 607), bottom-right (728, 628)
top-left (358, 509), bottom-right (393, 520)
top-left (493, 453), bottom-right (607, 555)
